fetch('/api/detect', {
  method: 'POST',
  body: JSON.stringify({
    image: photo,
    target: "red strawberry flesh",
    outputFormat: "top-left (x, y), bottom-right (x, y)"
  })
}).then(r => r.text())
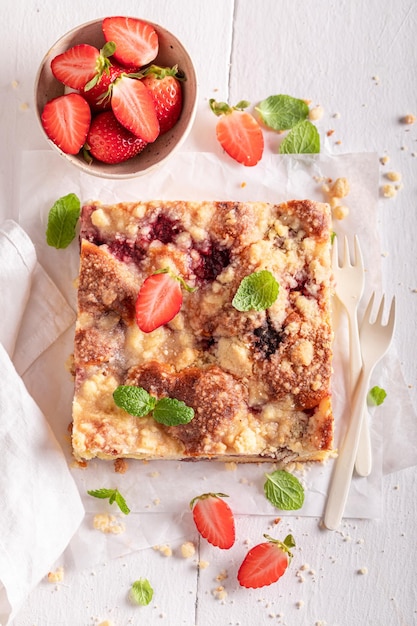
top-left (191, 493), bottom-right (235, 549)
top-left (142, 67), bottom-right (183, 134)
top-left (51, 44), bottom-right (101, 90)
top-left (111, 76), bottom-right (160, 143)
top-left (41, 93), bottom-right (91, 155)
top-left (102, 16), bottom-right (158, 68)
top-left (237, 539), bottom-right (291, 588)
top-left (216, 110), bottom-right (264, 166)
top-left (135, 271), bottom-right (183, 333)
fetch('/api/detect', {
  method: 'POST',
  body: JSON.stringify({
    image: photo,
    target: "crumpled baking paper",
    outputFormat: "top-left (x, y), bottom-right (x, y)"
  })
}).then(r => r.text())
top-left (15, 149), bottom-right (417, 568)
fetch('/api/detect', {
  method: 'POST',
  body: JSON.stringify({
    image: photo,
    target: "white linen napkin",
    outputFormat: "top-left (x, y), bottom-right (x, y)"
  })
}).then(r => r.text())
top-left (0, 220), bottom-right (84, 625)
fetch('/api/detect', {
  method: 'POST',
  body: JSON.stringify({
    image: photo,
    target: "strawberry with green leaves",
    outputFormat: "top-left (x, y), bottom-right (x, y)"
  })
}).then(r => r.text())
top-left (190, 493), bottom-right (236, 549)
top-left (85, 111), bottom-right (147, 164)
top-left (80, 62), bottom-right (136, 112)
top-left (237, 533), bottom-right (295, 588)
top-left (210, 99), bottom-right (264, 166)
top-left (135, 268), bottom-right (195, 333)
top-left (51, 42), bottom-right (115, 91)
top-left (111, 75), bottom-right (160, 143)
top-left (102, 16), bottom-right (159, 68)
top-left (41, 92), bottom-right (91, 155)
top-left (142, 65), bottom-right (184, 134)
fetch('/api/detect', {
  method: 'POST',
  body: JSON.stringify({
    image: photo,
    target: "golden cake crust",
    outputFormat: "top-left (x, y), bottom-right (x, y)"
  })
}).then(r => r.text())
top-left (71, 200), bottom-right (334, 464)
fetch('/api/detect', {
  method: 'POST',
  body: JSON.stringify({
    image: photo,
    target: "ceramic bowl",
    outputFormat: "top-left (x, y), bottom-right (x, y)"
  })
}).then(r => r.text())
top-left (34, 18), bottom-right (197, 179)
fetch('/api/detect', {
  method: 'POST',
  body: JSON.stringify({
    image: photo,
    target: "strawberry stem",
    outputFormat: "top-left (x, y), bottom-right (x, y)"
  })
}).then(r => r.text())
top-left (153, 267), bottom-right (197, 293)
top-left (189, 492), bottom-right (229, 509)
top-left (263, 533), bottom-right (296, 562)
top-left (209, 99), bottom-right (251, 116)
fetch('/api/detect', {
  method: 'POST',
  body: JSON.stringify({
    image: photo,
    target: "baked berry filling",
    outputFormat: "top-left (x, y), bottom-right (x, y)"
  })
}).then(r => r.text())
top-left (192, 241), bottom-right (231, 281)
top-left (253, 315), bottom-right (283, 359)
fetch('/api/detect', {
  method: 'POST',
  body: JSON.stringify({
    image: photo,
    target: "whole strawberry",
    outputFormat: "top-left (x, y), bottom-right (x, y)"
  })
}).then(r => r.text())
top-left (142, 65), bottom-right (184, 134)
top-left (85, 111), bottom-right (147, 164)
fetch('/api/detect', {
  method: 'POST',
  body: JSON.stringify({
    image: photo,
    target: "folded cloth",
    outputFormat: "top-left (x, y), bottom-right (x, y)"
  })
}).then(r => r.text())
top-left (0, 220), bottom-right (84, 625)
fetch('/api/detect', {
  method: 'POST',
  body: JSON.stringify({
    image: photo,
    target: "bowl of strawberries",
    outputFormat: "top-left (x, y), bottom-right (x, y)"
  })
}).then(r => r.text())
top-left (34, 16), bottom-right (197, 178)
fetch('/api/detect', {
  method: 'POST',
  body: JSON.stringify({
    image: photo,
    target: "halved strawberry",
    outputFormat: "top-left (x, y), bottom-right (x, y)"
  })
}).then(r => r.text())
top-left (135, 269), bottom-right (184, 333)
top-left (102, 16), bottom-right (158, 68)
top-left (111, 75), bottom-right (160, 143)
top-left (210, 99), bottom-right (264, 166)
top-left (190, 493), bottom-right (235, 550)
top-left (142, 65), bottom-right (184, 134)
top-left (80, 62), bottom-right (126, 112)
top-left (41, 93), bottom-right (91, 155)
top-left (51, 43), bottom-right (113, 91)
top-left (85, 111), bottom-right (147, 164)
top-left (237, 534), bottom-right (295, 588)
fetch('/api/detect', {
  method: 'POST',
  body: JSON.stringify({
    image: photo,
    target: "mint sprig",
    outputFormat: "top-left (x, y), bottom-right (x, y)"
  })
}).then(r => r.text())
top-left (264, 470), bottom-right (305, 511)
top-left (232, 270), bottom-right (279, 311)
top-left (87, 488), bottom-right (130, 515)
top-left (130, 578), bottom-right (154, 606)
top-left (256, 94), bottom-right (309, 131)
top-left (46, 193), bottom-right (81, 249)
top-left (113, 385), bottom-right (195, 426)
top-left (279, 120), bottom-right (320, 154)
top-left (367, 385), bottom-right (387, 406)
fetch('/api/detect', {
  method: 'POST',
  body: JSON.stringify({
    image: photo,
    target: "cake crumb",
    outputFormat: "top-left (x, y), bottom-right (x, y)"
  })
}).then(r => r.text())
top-left (47, 567), bottom-right (64, 583)
top-left (331, 177), bottom-right (350, 198)
top-left (224, 461), bottom-right (237, 471)
top-left (309, 105), bottom-right (324, 121)
top-left (98, 621), bottom-right (115, 626)
top-left (114, 458), bottom-right (128, 474)
top-left (240, 182), bottom-right (247, 188)
top-left (386, 171), bottom-right (401, 182)
top-left (198, 560), bottom-right (210, 569)
top-left (296, 600), bottom-right (304, 609)
top-left (215, 569), bottom-right (228, 582)
top-left (180, 541), bottom-right (196, 558)
top-left (153, 544), bottom-right (172, 557)
top-left (93, 514), bottom-right (125, 535)
top-left (357, 567), bottom-right (368, 575)
top-left (212, 585), bottom-right (228, 601)
top-left (401, 114), bottom-right (416, 125)
top-left (382, 183), bottom-right (397, 198)
top-left (380, 155), bottom-right (390, 165)
top-left (332, 204), bottom-right (349, 220)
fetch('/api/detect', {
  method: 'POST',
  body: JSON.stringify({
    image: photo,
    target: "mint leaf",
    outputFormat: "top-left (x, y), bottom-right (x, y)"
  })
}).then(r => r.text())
top-left (368, 385), bottom-right (387, 406)
top-left (153, 397), bottom-right (195, 426)
top-left (130, 578), bottom-right (154, 606)
top-left (256, 94), bottom-right (309, 131)
top-left (46, 193), bottom-right (81, 249)
top-left (279, 120), bottom-right (320, 154)
top-left (264, 470), bottom-right (305, 510)
top-left (113, 385), bottom-right (156, 417)
top-left (87, 488), bottom-right (130, 514)
top-left (232, 270), bottom-right (279, 311)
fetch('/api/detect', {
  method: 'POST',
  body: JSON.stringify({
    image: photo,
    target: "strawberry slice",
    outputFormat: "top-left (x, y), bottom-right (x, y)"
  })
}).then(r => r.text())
top-left (237, 534), bottom-right (295, 588)
top-left (85, 111), bottom-right (147, 164)
top-left (111, 75), bottom-right (160, 143)
top-left (51, 43), bottom-right (104, 90)
top-left (210, 99), bottom-right (264, 166)
top-left (41, 93), bottom-right (91, 155)
top-left (102, 16), bottom-right (159, 68)
top-left (190, 493), bottom-right (235, 549)
top-left (135, 269), bottom-right (184, 333)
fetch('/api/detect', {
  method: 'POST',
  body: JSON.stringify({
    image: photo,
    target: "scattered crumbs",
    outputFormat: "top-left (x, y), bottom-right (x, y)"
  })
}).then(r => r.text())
top-left (386, 171), bottom-right (402, 182)
top-left (411, 152), bottom-right (416, 157)
top-left (153, 544), bottom-right (172, 557)
top-left (198, 560), bottom-right (210, 569)
top-left (357, 567), bottom-right (368, 575)
top-left (381, 251), bottom-right (389, 258)
top-left (114, 458), bottom-right (128, 474)
top-left (296, 600), bottom-right (304, 609)
top-left (315, 621), bottom-right (327, 626)
top-left (372, 75), bottom-right (380, 85)
top-left (356, 538), bottom-right (365, 545)
top-left (70, 459), bottom-right (88, 469)
top-left (19, 102), bottom-right (29, 112)
top-left (224, 461), bottom-right (237, 471)
top-left (93, 514), bottom-right (125, 535)
top-left (296, 571), bottom-right (305, 583)
top-left (343, 535), bottom-right (353, 543)
top-left (149, 470), bottom-right (160, 478)
top-left (326, 129), bottom-right (335, 137)
top-left (382, 183), bottom-right (397, 198)
top-left (380, 155), bottom-right (390, 165)
top-left (333, 205), bottom-right (349, 220)
top-left (180, 541), bottom-right (196, 558)
top-left (299, 563), bottom-right (310, 571)
top-left (273, 517), bottom-right (281, 525)
top-left (212, 585), bottom-right (228, 601)
top-left (393, 484), bottom-right (400, 490)
top-left (400, 145), bottom-right (408, 151)
top-left (331, 177), bottom-right (350, 198)
top-left (47, 566), bottom-right (64, 583)
top-left (240, 182), bottom-right (247, 188)
top-left (98, 621), bottom-right (115, 626)
top-left (333, 112), bottom-right (341, 119)
top-left (308, 104), bottom-right (324, 121)
top-left (401, 114), bottom-right (416, 125)
top-left (215, 569), bottom-right (228, 582)
top-left (11, 79), bottom-right (19, 89)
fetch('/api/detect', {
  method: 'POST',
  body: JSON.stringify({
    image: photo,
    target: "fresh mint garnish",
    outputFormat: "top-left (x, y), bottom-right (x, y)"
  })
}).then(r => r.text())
top-left (368, 385), bottom-right (387, 406)
top-left (46, 193), bottom-right (81, 249)
top-left (113, 385), bottom-right (195, 426)
top-left (87, 488), bottom-right (130, 515)
top-left (232, 270), bottom-right (279, 311)
top-left (130, 578), bottom-right (154, 606)
top-left (264, 470), bottom-right (305, 510)
top-left (256, 94), bottom-right (309, 131)
top-left (113, 386), bottom-right (156, 417)
top-left (279, 120), bottom-right (320, 154)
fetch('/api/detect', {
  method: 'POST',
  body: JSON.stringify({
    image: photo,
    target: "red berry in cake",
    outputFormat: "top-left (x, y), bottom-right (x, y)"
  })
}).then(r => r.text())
top-left (85, 111), bottom-right (147, 164)
top-left (142, 65), bottom-right (184, 134)
top-left (102, 16), bottom-right (159, 68)
top-left (190, 493), bottom-right (236, 549)
top-left (237, 534), bottom-right (295, 588)
top-left (210, 99), bottom-right (264, 166)
top-left (41, 92), bottom-right (91, 155)
top-left (111, 75), bottom-right (160, 143)
top-left (135, 269), bottom-right (184, 333)
top-left (51, 43), bottom-right (113, 91)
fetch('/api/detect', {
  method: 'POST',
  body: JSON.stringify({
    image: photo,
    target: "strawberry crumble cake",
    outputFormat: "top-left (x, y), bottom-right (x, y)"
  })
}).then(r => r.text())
top-left (71, 199), bottom-right (334, 464)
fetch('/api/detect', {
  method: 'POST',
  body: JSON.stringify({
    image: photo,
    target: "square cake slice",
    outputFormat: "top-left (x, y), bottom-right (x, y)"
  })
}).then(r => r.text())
top-left (71, 199), bottom-right (334, 464)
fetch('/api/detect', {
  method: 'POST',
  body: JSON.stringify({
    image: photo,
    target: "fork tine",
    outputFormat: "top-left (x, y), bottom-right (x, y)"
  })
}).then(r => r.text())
top-left (387, 296), bottom-right (396, 331)
top-left (331, 234), bottom-right (339, 267)
top-left (342, 235), bottom-right (350, 267)
top-left (353, 234), bottom-right (364, 269)
top-left (374, 294), bottom-right (386, 326)
top-left (362, 291), bottom-right (376, 323)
